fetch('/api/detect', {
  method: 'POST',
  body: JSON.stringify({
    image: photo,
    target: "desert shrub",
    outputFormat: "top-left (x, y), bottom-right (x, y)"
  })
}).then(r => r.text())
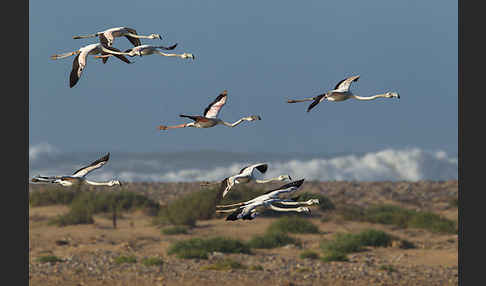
top-left (155, 188), bottom-right (220, 227)
top-left (161, 225), bottom-right (189, 235)
top-left (29, 188), bottom-right (79, 206)
top-left (141, 257), bottom-right (164, 266)
top-left (49, 199), bottom-right (94, 226)
top-left (356, 229), bottom-right (393, 247)
top-left (294, 192), bottom-right (335, 212)
top-left (267, 216), bottom-right (319, 234)
top-left (407, 212), bottom-right (457, 234)
top-left (396, 239), bottom-right (416, 249)
top-left (36, 255), bottom-right (63, 263)
top-left (200, 259), bottom-right (247, 271)
top-left (168, 237), bottom-right (251, 259)
top-left (340, 204), bottom-right (457, 234)
top-left (379, 264), bottom-right (397, 272)
top-left (76, 191), bottom-right (160, 216)
top-left (320, 233), bottom-right (364, 254)
top-left (320, 229), bottom-right (394, 255)
top-left (114, 255), bottom-right (137, 264)
top-left (248, 231), bottom-right (300, 249)
top-left (300, 250), bottom-right (320, 259)
top-left (337, 204), bottom-right (366, 221)
top-left (249, 264), bottom-right (264, 271)
top-left (321, 251), bottom-right (349, 262)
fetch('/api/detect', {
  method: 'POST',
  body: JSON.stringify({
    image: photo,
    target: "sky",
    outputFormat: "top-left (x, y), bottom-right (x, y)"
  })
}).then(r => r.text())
top-left (29, 0), bottom-right (457, 157)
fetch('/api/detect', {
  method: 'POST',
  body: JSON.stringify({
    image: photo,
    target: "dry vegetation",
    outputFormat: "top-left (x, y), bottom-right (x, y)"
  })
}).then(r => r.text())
top-left (29, 180), bottom-right (458, 286)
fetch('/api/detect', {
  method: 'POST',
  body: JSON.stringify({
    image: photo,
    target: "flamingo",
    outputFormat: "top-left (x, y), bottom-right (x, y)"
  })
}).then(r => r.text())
top-left (158, 90), bottom-right (261, 131)
top-left (201, 163), bottom-right (292, 198)
top-left (287, 75), bottom-right (400, 112)
top-left (50, 43), bottom-right (131, 88)
top-left (93, 44), bottom-right (193, 61)
top-left (215, 179), bottom-right (319, 221)
top-left (73, 27), bottom-right (162, 48)
top-left (31, 153), bottom-right (122, 187)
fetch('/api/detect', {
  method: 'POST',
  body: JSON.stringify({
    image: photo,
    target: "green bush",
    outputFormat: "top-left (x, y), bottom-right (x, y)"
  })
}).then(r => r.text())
top-left (320, 233), bottom-right (364, 254)
top-left (321, 251), bottom-right (349, 262)
top-left (249, 264), bottom-right (264, 271)
top-left (36, 255), bottom-right (63, 263)
top-left (200, 259), bottom-right (247, 271)
top-left (49, 199), bottom-right (94, 226)
top-left (320, 229), bottom-right (394, 255)
top-left (356, 229), bottom-right (393, 247)
top-left (141, 257), bottom-right (164, 266)
top-left (168, 237), bottom-right (251, 259)
top-left (161, 225), bottom-right (189, 235)
top-left (267, 216), bottom-right (319, 234)
top-left (29, 188), bottom-right (79, 206)
top-left (171, 248), bottom-right (208, 259)
top-left (114, 255), bottom-right (137, 264)
top-left (340, 204), bottom-right (457, 234)
top-left (76, 191), bottom-right (160, 216)
top-left (48, 191), bottom-right (160, 227)
top-left (300, 250), bottom-right (320, 259)
top-left (407, 212), bottom-right (457, 234)
top-left (379, 264), bottom-right (397, 272)
top-left (248, 231), bottom-right (300, 249)
top-left (155, 188), bottom-right (220, 227)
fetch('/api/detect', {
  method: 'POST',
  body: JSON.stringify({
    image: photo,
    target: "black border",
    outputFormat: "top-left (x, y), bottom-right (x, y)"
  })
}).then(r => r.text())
top-left (7, 0), bottom-right (28, 284)
top-left (459, 1), bottom-right (480, 285)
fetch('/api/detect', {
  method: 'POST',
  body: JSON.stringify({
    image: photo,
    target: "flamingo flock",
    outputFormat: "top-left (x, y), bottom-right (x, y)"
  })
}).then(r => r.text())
top-left (33, 25), bottom-right (401, 221)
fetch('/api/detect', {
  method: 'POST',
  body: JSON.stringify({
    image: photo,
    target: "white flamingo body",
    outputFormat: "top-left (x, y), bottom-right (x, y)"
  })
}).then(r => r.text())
top-left (204, 163), bottom-right (291, 198)
top-left (215, 179), bottom-right (319, 221)
top-left (31, 153), bottom-right (121, 187)
top-left (287, 75), bottom-right (400, 112)
top-left (51, 43), bottom-right (131, 88)
top-left (94, 44), bottom-right (193, 60)
top-left (73, 27), bottom-right (162, 48)
top-left (158, 90), bottom-right (261, 131)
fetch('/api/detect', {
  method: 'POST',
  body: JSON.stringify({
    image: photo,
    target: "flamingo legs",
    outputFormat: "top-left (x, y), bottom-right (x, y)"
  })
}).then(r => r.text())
top-left (158, 123), bottom-right (188, 130)
top-left (287, 97), bottom-right (317, 103)
top-left (50, 51), bottom-right (80, 60)
top-left (72, 34), bottom-right (98, 39)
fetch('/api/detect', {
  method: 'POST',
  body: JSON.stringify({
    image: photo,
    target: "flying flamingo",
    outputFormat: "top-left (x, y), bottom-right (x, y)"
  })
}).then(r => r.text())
top-left (158, 90), bottom-right (261, 131)
top-left (215, 179), bottom-right (319, 221)
top-left (73, 27), bottom-right (162, 48)
top-left (201, 163), bottom-right (292, 198)
top-left (51, 43), bottom-right (131, 88)
top-left (31, 153), bottom-right (122, 187)
top-left (287, 75), bottom-right (400, 112)
top-left (93, 44), bottom-right (193, 61)
top-left (73, 27), bottom-right (168, 64)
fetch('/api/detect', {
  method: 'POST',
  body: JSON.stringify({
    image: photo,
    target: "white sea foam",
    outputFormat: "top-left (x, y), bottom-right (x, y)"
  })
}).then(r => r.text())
top-left (28, 145), bottom-right (458, 182)
top-left (29, 143), bottom-right (58, 161)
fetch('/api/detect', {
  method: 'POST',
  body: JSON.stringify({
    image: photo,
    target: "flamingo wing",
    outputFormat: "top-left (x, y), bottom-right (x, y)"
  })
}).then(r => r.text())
top-left (203, 90), bottom-right (228, 118)
top-left (124, 27), bottom-right (142, 47)
top-left (306, 94), bottom-right (325, 112)
top-left (333, 75), bottom-right (360, 92)
top-left (239, 163), bottom-right (268, 175)
top-left (72, 153), bottom-right (110, 177)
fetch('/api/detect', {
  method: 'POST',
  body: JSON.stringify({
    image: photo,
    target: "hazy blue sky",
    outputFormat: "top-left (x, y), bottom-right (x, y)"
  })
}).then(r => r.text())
top-left (29, 0), bottom-right (457, 156)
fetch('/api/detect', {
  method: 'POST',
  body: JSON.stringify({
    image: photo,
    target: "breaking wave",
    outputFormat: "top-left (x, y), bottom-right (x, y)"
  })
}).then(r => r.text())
top-left (29, 144), bottom-right (457, 182)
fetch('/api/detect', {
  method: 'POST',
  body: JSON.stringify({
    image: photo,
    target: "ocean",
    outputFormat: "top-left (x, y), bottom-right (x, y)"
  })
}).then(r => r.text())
top-left (29, 143), bottom-right (458, 182)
